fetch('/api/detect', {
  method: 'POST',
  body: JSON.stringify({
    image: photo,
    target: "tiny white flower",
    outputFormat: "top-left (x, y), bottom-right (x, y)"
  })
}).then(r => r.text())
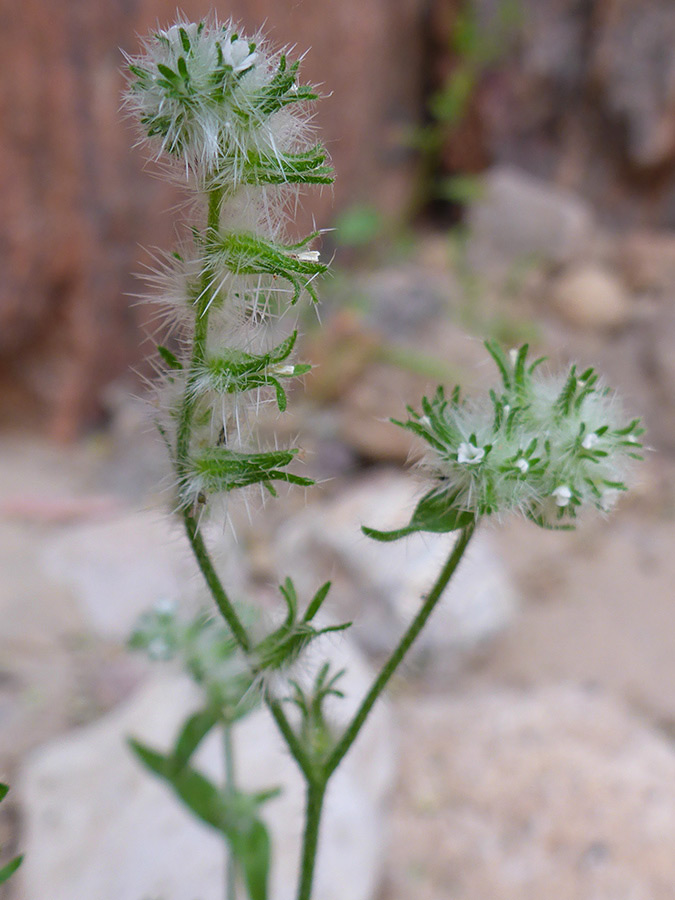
top-left (147, 637), bottom-right (170, 660)
top-left (457, 442), bottom-right (485, 464)
top-left (154, 597), bottom-right (176, 615)
top-left (274, 365), bottom-right (296, 376)
top-left (515, 458), bottom-right (529, 474)
top-left (223, 38), bottom-right (257, 73)
top-left (419, 415), bottom-right (431, 427)
top-left (627, 435), bottom-right (638, 444)
top-left (503, 404), bottom-right (511, 414)
top-left (582, 432), bottom-right (599, 450)
top-left (294, 250), bottom-right (320, 263)
top-left (552, 485), bottom-right (572, 507)
top-left (509, 348), bottom-right (518, 365)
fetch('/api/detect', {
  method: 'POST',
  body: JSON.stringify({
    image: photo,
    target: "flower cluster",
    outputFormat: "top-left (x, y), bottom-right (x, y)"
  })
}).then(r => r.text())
top-left (367, 342), bottom-right (644, 539)
top-left (124, 17), bottom-right (331, 187)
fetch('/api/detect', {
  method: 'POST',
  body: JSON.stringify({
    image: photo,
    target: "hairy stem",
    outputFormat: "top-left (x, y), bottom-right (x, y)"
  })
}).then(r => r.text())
top-left (176, 186), bottom-right (223, 468)
top-left (326, 522), bottom-right (475, 778)
top-left (296, 781), bottom-right (326, 900)
top-left (291, 523), bottom-right (476, 900)
top-left (183, 512), bottom-right (250, 650)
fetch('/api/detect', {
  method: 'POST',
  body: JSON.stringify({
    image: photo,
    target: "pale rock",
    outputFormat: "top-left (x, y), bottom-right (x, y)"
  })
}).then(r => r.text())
top-left (388, 684), bottom-right (675, 900)
top-left (19, 635), bottom-right (395, 900)
top-left (272, 471), bottom-right (517, 670)
top-left (550, 263), bottom-right (631, 330)
top-left (467, 166), bottom-right (595, 273)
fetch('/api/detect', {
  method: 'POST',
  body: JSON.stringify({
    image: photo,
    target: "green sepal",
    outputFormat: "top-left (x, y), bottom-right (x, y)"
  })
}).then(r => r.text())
top-left (233, 54), bottom-right (318, 122)
top-left (157, 345), bottom-right (183, 370)
top-left (288, 662), bottom-right (346, 762)
top-left (362, 488), bottom-right (475, 542)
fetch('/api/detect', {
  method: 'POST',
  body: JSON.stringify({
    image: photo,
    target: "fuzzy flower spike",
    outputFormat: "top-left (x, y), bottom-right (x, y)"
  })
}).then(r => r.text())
top-left (125, 17), bottom-right (332, 188)
top-left (364, 341), bottom-right (644, 541)
top-left (125, 18), bottom-right (333, 513)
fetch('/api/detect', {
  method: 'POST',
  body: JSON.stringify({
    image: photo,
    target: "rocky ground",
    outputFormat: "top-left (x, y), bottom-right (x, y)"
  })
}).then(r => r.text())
top-left (2, 168), bottom-right (675, 898)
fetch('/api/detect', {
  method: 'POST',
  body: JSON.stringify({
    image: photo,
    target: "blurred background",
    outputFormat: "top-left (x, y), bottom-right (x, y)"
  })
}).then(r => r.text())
top-left (3, 1), bottom-right (675, 898)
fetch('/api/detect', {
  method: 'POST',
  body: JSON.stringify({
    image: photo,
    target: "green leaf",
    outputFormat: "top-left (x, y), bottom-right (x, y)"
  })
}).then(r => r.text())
top-left (129, 739), bottom-right (227, 832)
top-left (171, 709), bottom-right (220, 773)
top-left (362, 488), bottom-right (474, 542)
top-left (0, 854), bottom-right (23, 884)
top-left (129, 738), bottom-right (275, 900)
top-left (0, 782), bottom-right (22, 884)
top-left (231, 820), bottom-right (270, 900)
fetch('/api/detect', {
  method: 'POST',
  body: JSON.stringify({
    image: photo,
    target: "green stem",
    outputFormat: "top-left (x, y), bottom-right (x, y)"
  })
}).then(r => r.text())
top-left (325, 522), bottom-right (475, 778)
top-left (224, 722), bottom-right (237, 900)
top-left (183, 512), bottom-right (250, 650)
top-left (176, 186), bottom-right (223, 468)
top-left (291, 523), bottom-right (476, 900)
top-left (296, 781), bottom-right (326, 900)
top-left (267, 699), bottom-right (315, 783)
top-left (176, 185), bottom-right (252, 653)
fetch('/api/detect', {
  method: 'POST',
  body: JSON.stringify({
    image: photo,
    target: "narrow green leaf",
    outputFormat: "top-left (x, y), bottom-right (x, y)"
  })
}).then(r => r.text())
top-left (171, 709), bottom-right (219, 772)
top-left (129, 739), bottom-right (227, 833)
top-left (232, 821), bottom-right (271, 900)
top-left (362, 489), bottom-right (474, 542)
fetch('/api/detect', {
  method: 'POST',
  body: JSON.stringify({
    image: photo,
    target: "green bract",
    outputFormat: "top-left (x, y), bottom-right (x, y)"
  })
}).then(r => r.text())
top-left (212, 231), bottom-right (327, 305)
top-left (186, 447), bottom-right (314, 501)
top-left (193, 330), bottom-right (311, 412)
top-left (252, 579), bottom-right (351, 674)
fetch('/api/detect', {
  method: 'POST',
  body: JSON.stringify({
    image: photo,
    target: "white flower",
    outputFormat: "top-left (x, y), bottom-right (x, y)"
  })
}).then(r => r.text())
top-left (582, 432), bottom-right (599, 450)
top-left (515, 458), bottom-right (529, 474)
top-left (552, 485), bottom-right (572, 507)
top-left (147, 637), bottom-right (171, 660)
top-left (294, 250), bottom-right (321, 263)
top-left (154, 597), bottom-right (176, 615)
top-left (223, 37), bottom-right (257, 73)
top-left (457, 442), bottom-right (485, 464)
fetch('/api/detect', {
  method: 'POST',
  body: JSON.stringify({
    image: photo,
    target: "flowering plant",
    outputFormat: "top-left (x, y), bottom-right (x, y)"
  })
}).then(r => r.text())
top-left (124, 16), bottom-right (643, 900)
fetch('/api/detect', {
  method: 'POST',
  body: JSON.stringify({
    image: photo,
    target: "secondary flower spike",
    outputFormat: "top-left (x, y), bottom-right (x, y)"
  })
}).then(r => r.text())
top-left (363, 342), bottom-right (644, 541)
